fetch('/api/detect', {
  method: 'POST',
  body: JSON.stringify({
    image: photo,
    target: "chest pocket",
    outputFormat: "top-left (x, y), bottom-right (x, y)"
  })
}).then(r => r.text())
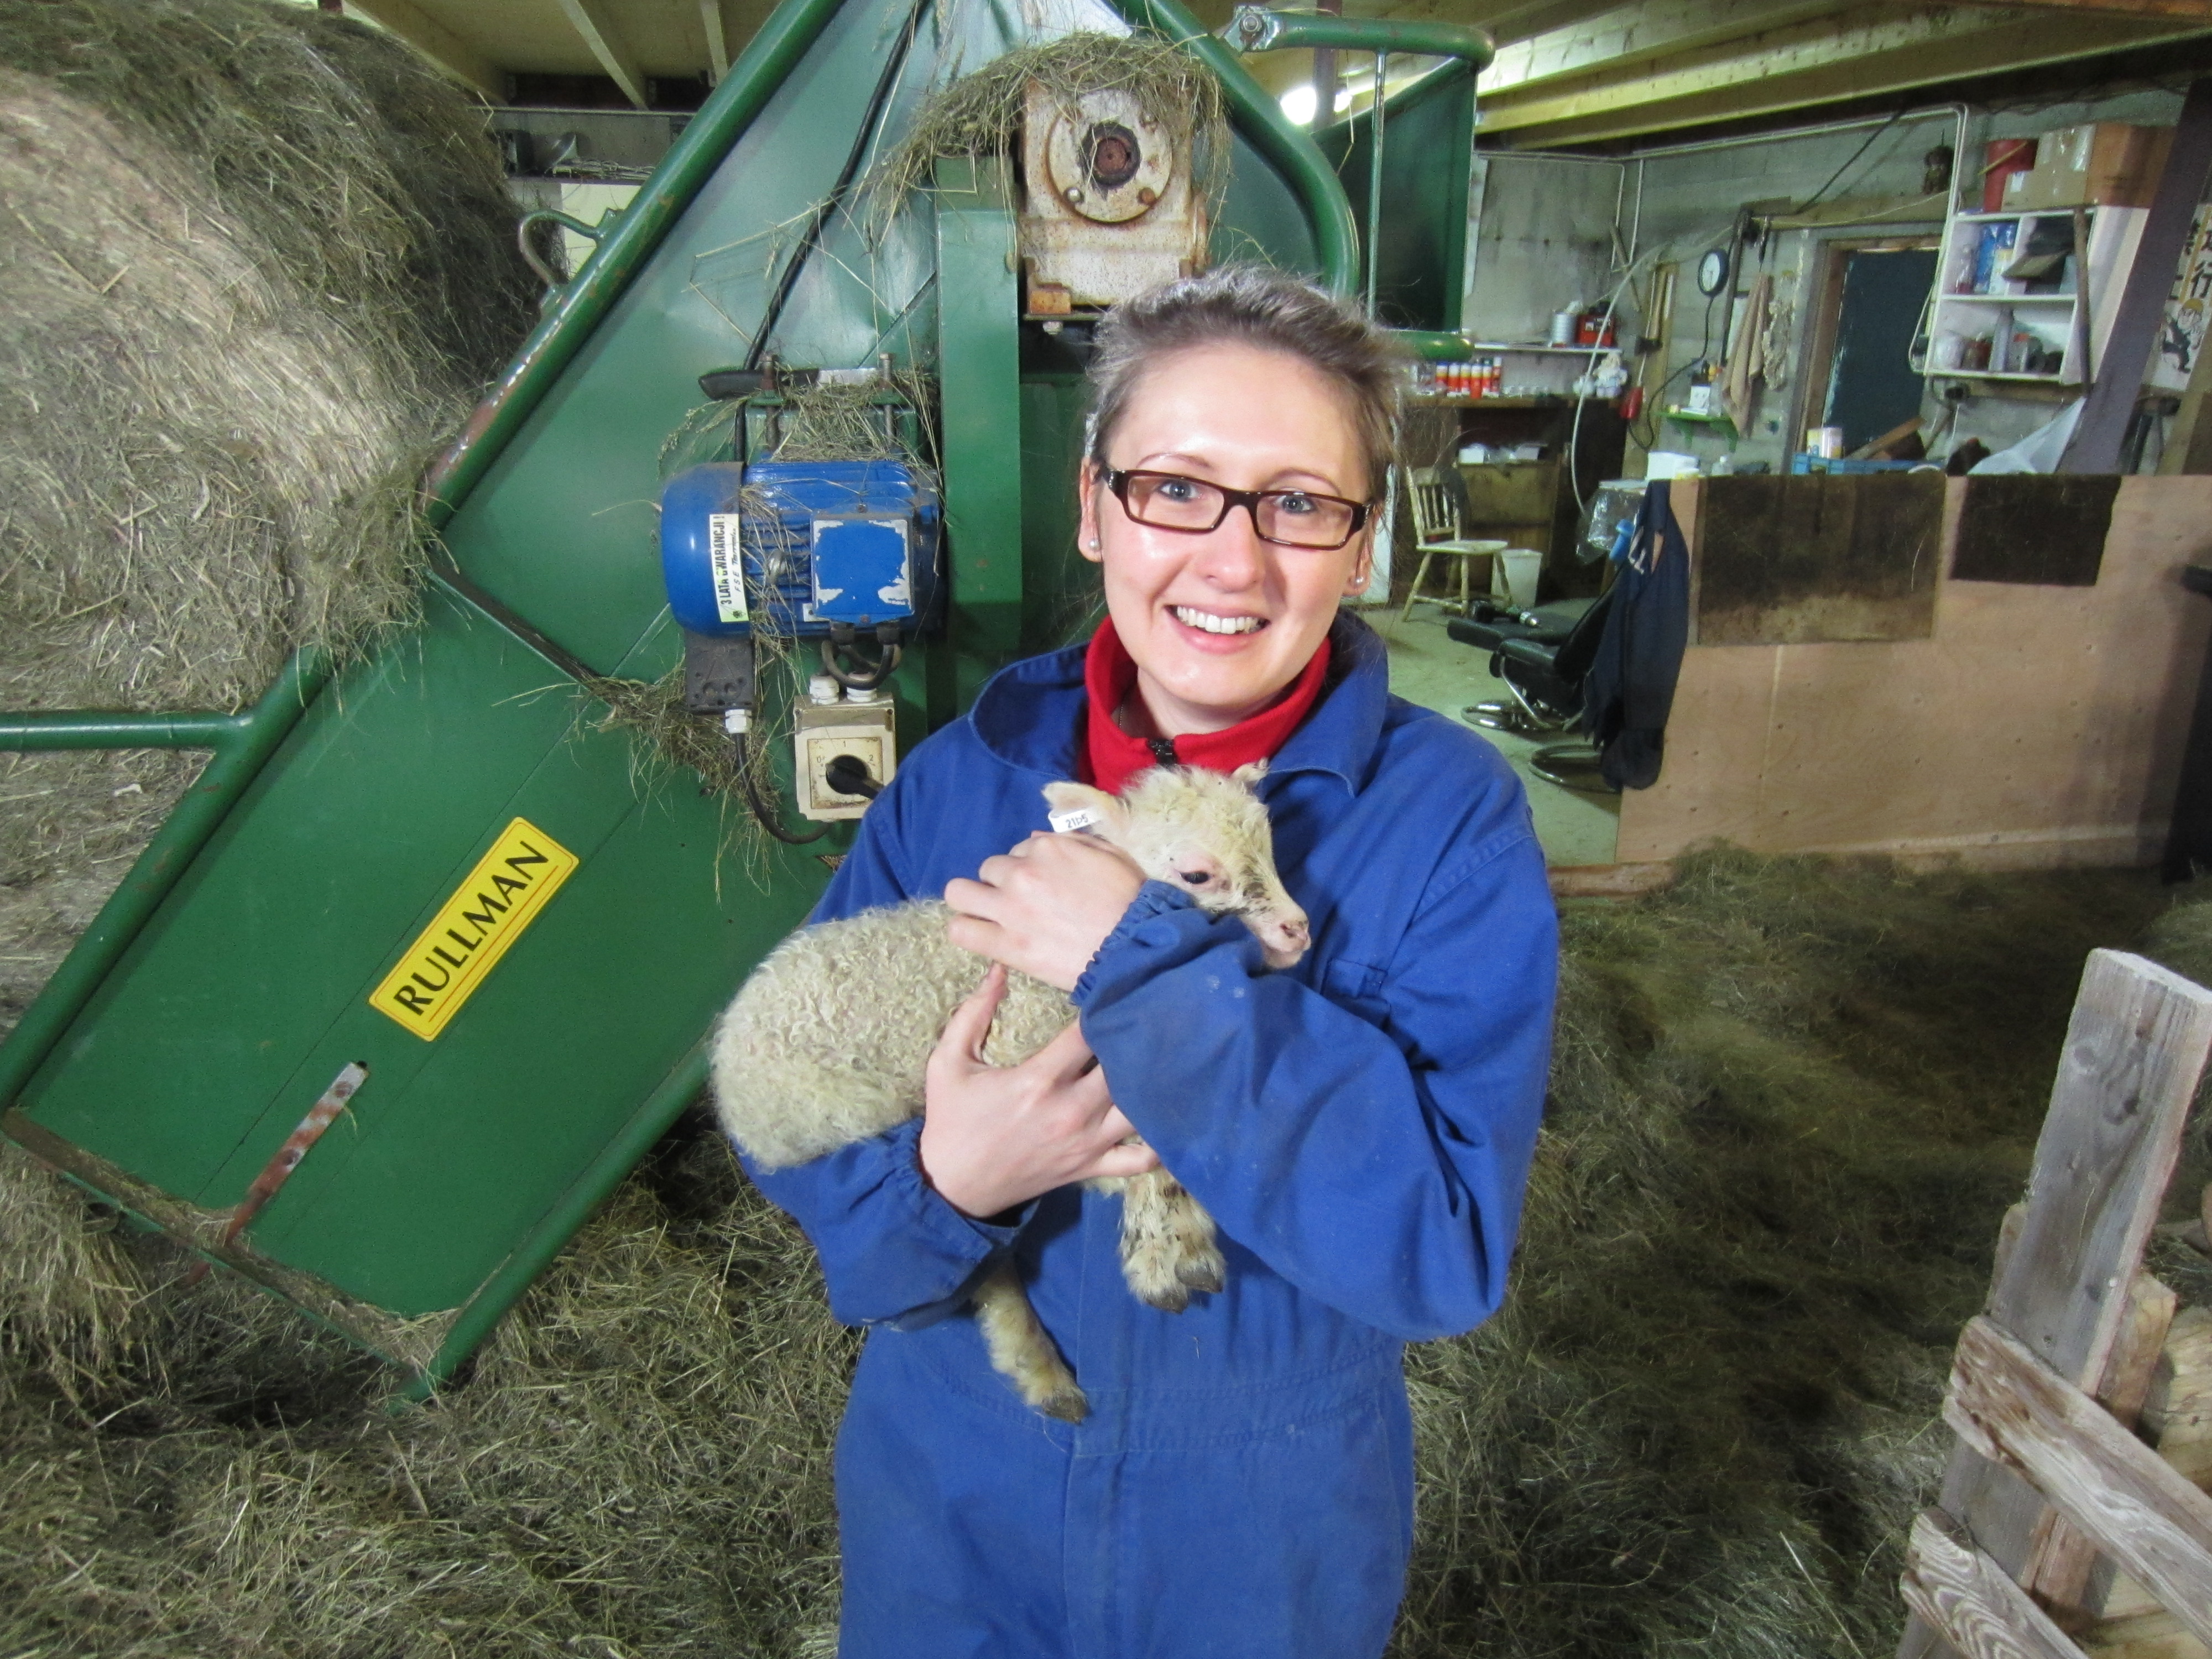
top-left (1321, 956), bottom-right (1392, 1030)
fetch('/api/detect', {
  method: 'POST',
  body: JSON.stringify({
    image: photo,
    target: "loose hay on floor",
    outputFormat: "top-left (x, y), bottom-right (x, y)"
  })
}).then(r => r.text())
top-left (2, 850), bottom-right (2205, 1657)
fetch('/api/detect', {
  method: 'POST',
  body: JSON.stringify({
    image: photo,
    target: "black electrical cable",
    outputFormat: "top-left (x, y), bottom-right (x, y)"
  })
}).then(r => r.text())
top-left (1790, 109), bottom-right (1905, 218)
top-left (732, 727), bottom-right (831, 844)
top-left (744, 0), bottom-right (932, 373)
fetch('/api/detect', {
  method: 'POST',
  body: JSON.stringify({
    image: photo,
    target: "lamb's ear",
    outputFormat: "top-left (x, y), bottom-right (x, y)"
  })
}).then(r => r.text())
top-left (1042, 781), bottom-right (1128, 839)
top-left (1230, 760), bottom-right (1270, 787)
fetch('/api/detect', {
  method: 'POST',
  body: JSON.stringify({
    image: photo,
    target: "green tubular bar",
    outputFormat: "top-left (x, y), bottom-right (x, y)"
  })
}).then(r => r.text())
top-left (0, 649), bottom-right (332, 1110)
top-left (1219, 7), bottom-right (1495, 69)
top-left (0, 712), bottom-right (253, 750)
top-left (421, 0), bottom-right (853, 525)
top-left (1119, 0), bottom-right (1360, 296)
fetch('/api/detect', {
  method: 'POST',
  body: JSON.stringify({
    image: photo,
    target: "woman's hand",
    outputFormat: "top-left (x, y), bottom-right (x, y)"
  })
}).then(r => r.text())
top-left (943, 832), bottom-right (1146, 993)
top-left (919, 965), bottom-right (1160, 1219)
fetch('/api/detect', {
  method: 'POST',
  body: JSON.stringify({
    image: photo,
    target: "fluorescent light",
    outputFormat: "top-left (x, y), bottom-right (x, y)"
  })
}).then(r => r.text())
top-left (1280, 84), bottom-right (1317, 126)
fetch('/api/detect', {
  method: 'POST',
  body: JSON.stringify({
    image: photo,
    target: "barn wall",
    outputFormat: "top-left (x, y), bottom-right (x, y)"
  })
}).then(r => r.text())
top-left (1615, 475), bottom-right (2212, 869)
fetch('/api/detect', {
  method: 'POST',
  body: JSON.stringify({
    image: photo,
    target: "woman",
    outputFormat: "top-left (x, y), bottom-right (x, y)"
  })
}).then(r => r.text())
top-left (746, 265), bottom-right (1557, 1658)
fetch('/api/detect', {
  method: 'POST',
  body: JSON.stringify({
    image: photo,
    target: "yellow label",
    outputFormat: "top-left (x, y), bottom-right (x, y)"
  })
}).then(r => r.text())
top-left (369, 818), bottom-right (579, 1041)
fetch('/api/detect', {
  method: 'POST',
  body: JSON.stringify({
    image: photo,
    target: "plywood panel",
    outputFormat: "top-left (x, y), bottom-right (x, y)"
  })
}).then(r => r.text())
top-left (1615, 477), bottom-right (2212, 870)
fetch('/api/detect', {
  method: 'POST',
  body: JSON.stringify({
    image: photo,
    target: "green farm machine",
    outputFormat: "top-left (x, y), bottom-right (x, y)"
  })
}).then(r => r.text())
top-left (0, 0), bottom-right (1488, 1388)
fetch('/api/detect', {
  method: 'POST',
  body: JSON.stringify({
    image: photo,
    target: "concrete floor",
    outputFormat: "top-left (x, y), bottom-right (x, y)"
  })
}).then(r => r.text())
top-left (1371, 605), bottom-right (1620, 869)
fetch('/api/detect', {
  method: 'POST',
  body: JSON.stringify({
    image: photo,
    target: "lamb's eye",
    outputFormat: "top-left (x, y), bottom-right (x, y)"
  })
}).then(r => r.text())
top-left (1176, 869), bottom-right (1212, 886)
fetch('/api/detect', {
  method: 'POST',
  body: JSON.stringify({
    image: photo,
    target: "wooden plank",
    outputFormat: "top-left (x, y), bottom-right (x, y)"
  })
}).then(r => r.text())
top-left (1984, 953), bottom-right (2212, 1384)
top-left (2026, 1276), bottom-right (2182, 1617)
top-left (1945, 1314), bottom-right (2212, 1649)
top-left (1900, 950), bottom-right (2212, 1659)
top-left (1901, 1507), bottom-right (2091, 1659)
top-left (2064, 79), bottom-right (2212, 474)
top-left (1950, 477), bottom-right (2119, 587)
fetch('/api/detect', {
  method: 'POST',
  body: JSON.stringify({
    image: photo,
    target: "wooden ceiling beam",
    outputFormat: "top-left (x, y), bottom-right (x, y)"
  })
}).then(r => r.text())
top-left (1394, 0), bottom-right (1642, 47)
top-left (1479, 6), bottom-right (2204, 144)
top-left (1482, 0), bottom-right (1845, 97)
top-left (1958, 0), bottom-right (2212, 18)
top-left (343, 0), bottom-right (504, 102)
top-left (554, 0), bottom-right (650, 108)
top-left (702, 0), bottom-right (730, 82)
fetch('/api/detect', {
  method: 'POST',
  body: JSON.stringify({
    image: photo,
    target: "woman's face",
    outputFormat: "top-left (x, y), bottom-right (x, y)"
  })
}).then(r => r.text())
top-left (1078, 342), bottom-right (1374, 737)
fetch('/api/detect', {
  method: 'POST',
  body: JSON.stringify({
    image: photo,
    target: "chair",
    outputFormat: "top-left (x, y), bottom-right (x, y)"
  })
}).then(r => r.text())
top-left (1447, 598), bottom-right (1598, 735)
top-left (1490, 589), bottom-right (1619, 794)
top-left (1397, 467), bottom-right (1507, 627)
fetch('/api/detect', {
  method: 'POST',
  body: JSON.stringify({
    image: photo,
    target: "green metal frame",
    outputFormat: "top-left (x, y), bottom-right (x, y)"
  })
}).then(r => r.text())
top-left (1218, 7), bottom-right (1495, 68)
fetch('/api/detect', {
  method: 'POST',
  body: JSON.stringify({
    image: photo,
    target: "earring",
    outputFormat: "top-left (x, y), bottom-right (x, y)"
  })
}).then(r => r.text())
top-left (1088, 537), bottom-right (1100, 550)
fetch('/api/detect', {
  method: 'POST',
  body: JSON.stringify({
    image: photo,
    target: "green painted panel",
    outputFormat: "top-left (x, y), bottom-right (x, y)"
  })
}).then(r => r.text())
top-left (19, 587), bottom-right (823, 1315)
top-left (1319, 65), bottom-right (1475, 330)
top-left (935, 156), bottom-right (1023, 701)
top-left (1019, 373), bottom-right (1098, 654)
top-left (1213, 129), bottom-right (1325, 276)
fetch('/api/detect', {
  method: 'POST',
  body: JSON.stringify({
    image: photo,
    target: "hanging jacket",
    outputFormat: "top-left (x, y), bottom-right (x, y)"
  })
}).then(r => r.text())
top-left (1580, 479), bottom-right (1691, 791)
top-left (742, 611), bottom-right (1557, 1659)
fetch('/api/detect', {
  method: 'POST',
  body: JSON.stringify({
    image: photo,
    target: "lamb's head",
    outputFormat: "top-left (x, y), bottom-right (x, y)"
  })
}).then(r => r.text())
top-left (1042, 764), bottom-right (1309, 968)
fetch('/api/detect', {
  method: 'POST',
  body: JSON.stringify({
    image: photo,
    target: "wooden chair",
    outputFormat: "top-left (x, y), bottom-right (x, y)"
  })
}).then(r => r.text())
top-left (1399, 467), bottom-right (1507, 627)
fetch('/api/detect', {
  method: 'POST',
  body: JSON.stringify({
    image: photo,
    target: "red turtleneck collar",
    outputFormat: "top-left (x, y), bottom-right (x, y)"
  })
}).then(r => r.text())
top-left (1079, 615), bottom-right (1332, 796)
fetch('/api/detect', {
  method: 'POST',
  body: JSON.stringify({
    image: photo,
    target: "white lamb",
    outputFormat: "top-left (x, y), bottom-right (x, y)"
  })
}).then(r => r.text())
top-left (712, 764), bottom-right (1309, 1422)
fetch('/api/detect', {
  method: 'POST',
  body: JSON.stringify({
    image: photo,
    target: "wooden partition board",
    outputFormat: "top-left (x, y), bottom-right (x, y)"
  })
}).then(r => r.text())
top-left (1616, 477), bottom-right (2212, 870)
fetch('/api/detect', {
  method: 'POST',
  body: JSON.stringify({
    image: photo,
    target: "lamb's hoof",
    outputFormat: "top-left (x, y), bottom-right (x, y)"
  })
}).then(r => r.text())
top-left (1138, 1282), bottom-right (1191, 1314)
top-left (1175, 1256), bottom-right (1224, 1295)
top-left (1039, 1385), bottom-right (1088, 1423)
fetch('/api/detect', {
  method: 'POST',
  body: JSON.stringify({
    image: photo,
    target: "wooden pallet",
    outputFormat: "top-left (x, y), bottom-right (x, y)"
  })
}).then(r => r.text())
top-left (1898, 951), bottom-right (2212, 1659)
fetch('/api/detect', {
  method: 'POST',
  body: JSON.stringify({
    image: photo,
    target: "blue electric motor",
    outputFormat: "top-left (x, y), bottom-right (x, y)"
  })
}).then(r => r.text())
top-left (660, 458), bottom-right (941, 639)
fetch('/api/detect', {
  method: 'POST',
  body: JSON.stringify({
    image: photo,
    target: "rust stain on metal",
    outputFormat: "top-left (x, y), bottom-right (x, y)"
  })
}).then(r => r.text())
top-left (217, 1060), bottom-right (369, 1249)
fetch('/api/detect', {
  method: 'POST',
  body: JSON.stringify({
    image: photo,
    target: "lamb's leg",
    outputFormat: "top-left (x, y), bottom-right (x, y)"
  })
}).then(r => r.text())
top-left (971, 1261), bottom-right (1087, 1422)
top-left (1105, 1170), bottom-right (1225, 1313)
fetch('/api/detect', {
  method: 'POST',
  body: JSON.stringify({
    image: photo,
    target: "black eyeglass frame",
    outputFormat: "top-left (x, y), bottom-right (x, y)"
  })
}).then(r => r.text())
top-left (1099, 467), bottom-right (1373, 551)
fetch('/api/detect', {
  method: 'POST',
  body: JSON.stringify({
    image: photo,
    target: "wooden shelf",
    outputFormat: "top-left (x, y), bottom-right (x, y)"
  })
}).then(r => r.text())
top-left (1408, 395), bottom-right (1578, 408)
top-left (1938, 293), bottom-right (2077, 305)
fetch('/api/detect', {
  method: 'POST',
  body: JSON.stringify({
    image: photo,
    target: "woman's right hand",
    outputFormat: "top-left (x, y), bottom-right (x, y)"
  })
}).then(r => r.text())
top-left (919, 964), bottom-right (1160, 1220)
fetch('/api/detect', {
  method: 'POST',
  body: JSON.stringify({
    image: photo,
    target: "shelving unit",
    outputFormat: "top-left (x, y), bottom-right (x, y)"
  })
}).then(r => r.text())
top-left (1927, 206), bottom-right (2148, 386)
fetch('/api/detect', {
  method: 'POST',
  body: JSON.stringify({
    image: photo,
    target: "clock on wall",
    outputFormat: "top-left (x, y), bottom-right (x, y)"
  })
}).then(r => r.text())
top-left (1697, 247), bottom-right (1731, 296)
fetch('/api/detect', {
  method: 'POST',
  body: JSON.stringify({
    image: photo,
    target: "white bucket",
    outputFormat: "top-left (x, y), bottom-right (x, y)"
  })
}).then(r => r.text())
top-left (1498, 549), bottom-right (1542, 611)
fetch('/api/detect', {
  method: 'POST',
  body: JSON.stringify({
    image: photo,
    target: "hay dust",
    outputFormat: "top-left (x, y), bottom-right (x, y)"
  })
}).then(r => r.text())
top-left (6, 849), bottom-right (2207, 1655)
top-left (0, 0), bottom-right (535, 1034)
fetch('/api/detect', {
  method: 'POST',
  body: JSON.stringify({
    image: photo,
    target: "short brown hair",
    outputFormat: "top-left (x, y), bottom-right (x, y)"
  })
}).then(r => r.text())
top-left (1083, 265), bottom-right (1406, 499)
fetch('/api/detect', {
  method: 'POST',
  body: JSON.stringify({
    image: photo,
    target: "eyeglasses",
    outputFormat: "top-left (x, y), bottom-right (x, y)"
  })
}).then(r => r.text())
top-left (1101, 468), bottom-right (1371, 551)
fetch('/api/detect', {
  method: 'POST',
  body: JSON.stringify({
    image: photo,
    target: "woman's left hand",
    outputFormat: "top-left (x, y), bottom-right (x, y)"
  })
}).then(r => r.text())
top-left (944, 832), bottom-right (1146, 992)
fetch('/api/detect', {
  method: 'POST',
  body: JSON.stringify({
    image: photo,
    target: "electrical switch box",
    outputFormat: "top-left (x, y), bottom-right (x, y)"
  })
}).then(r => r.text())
top-left (794, 688), bottom-right (896, 821)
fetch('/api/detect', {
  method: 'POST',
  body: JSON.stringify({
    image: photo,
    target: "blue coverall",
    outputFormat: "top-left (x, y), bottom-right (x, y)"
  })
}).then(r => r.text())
top-left (745, 612), bottom-right (1558, 1659)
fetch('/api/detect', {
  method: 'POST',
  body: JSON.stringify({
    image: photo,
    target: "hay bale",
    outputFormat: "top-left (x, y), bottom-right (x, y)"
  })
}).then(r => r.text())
top-left (0, 0), bottom-right (534, 1026)
top-left (3, 850), bottom-right (2193, 1656)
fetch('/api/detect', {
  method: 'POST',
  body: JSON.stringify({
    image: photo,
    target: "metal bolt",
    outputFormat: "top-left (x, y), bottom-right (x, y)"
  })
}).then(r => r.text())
top-left (1138, 187), bottom-right (1157, 206)
top-left (1063, 186), bottom-right (1083, 204)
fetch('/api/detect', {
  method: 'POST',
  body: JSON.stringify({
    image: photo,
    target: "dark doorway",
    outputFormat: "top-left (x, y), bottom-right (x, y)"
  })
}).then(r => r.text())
top-left (1819, 246), bottom-right (1939, 452)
